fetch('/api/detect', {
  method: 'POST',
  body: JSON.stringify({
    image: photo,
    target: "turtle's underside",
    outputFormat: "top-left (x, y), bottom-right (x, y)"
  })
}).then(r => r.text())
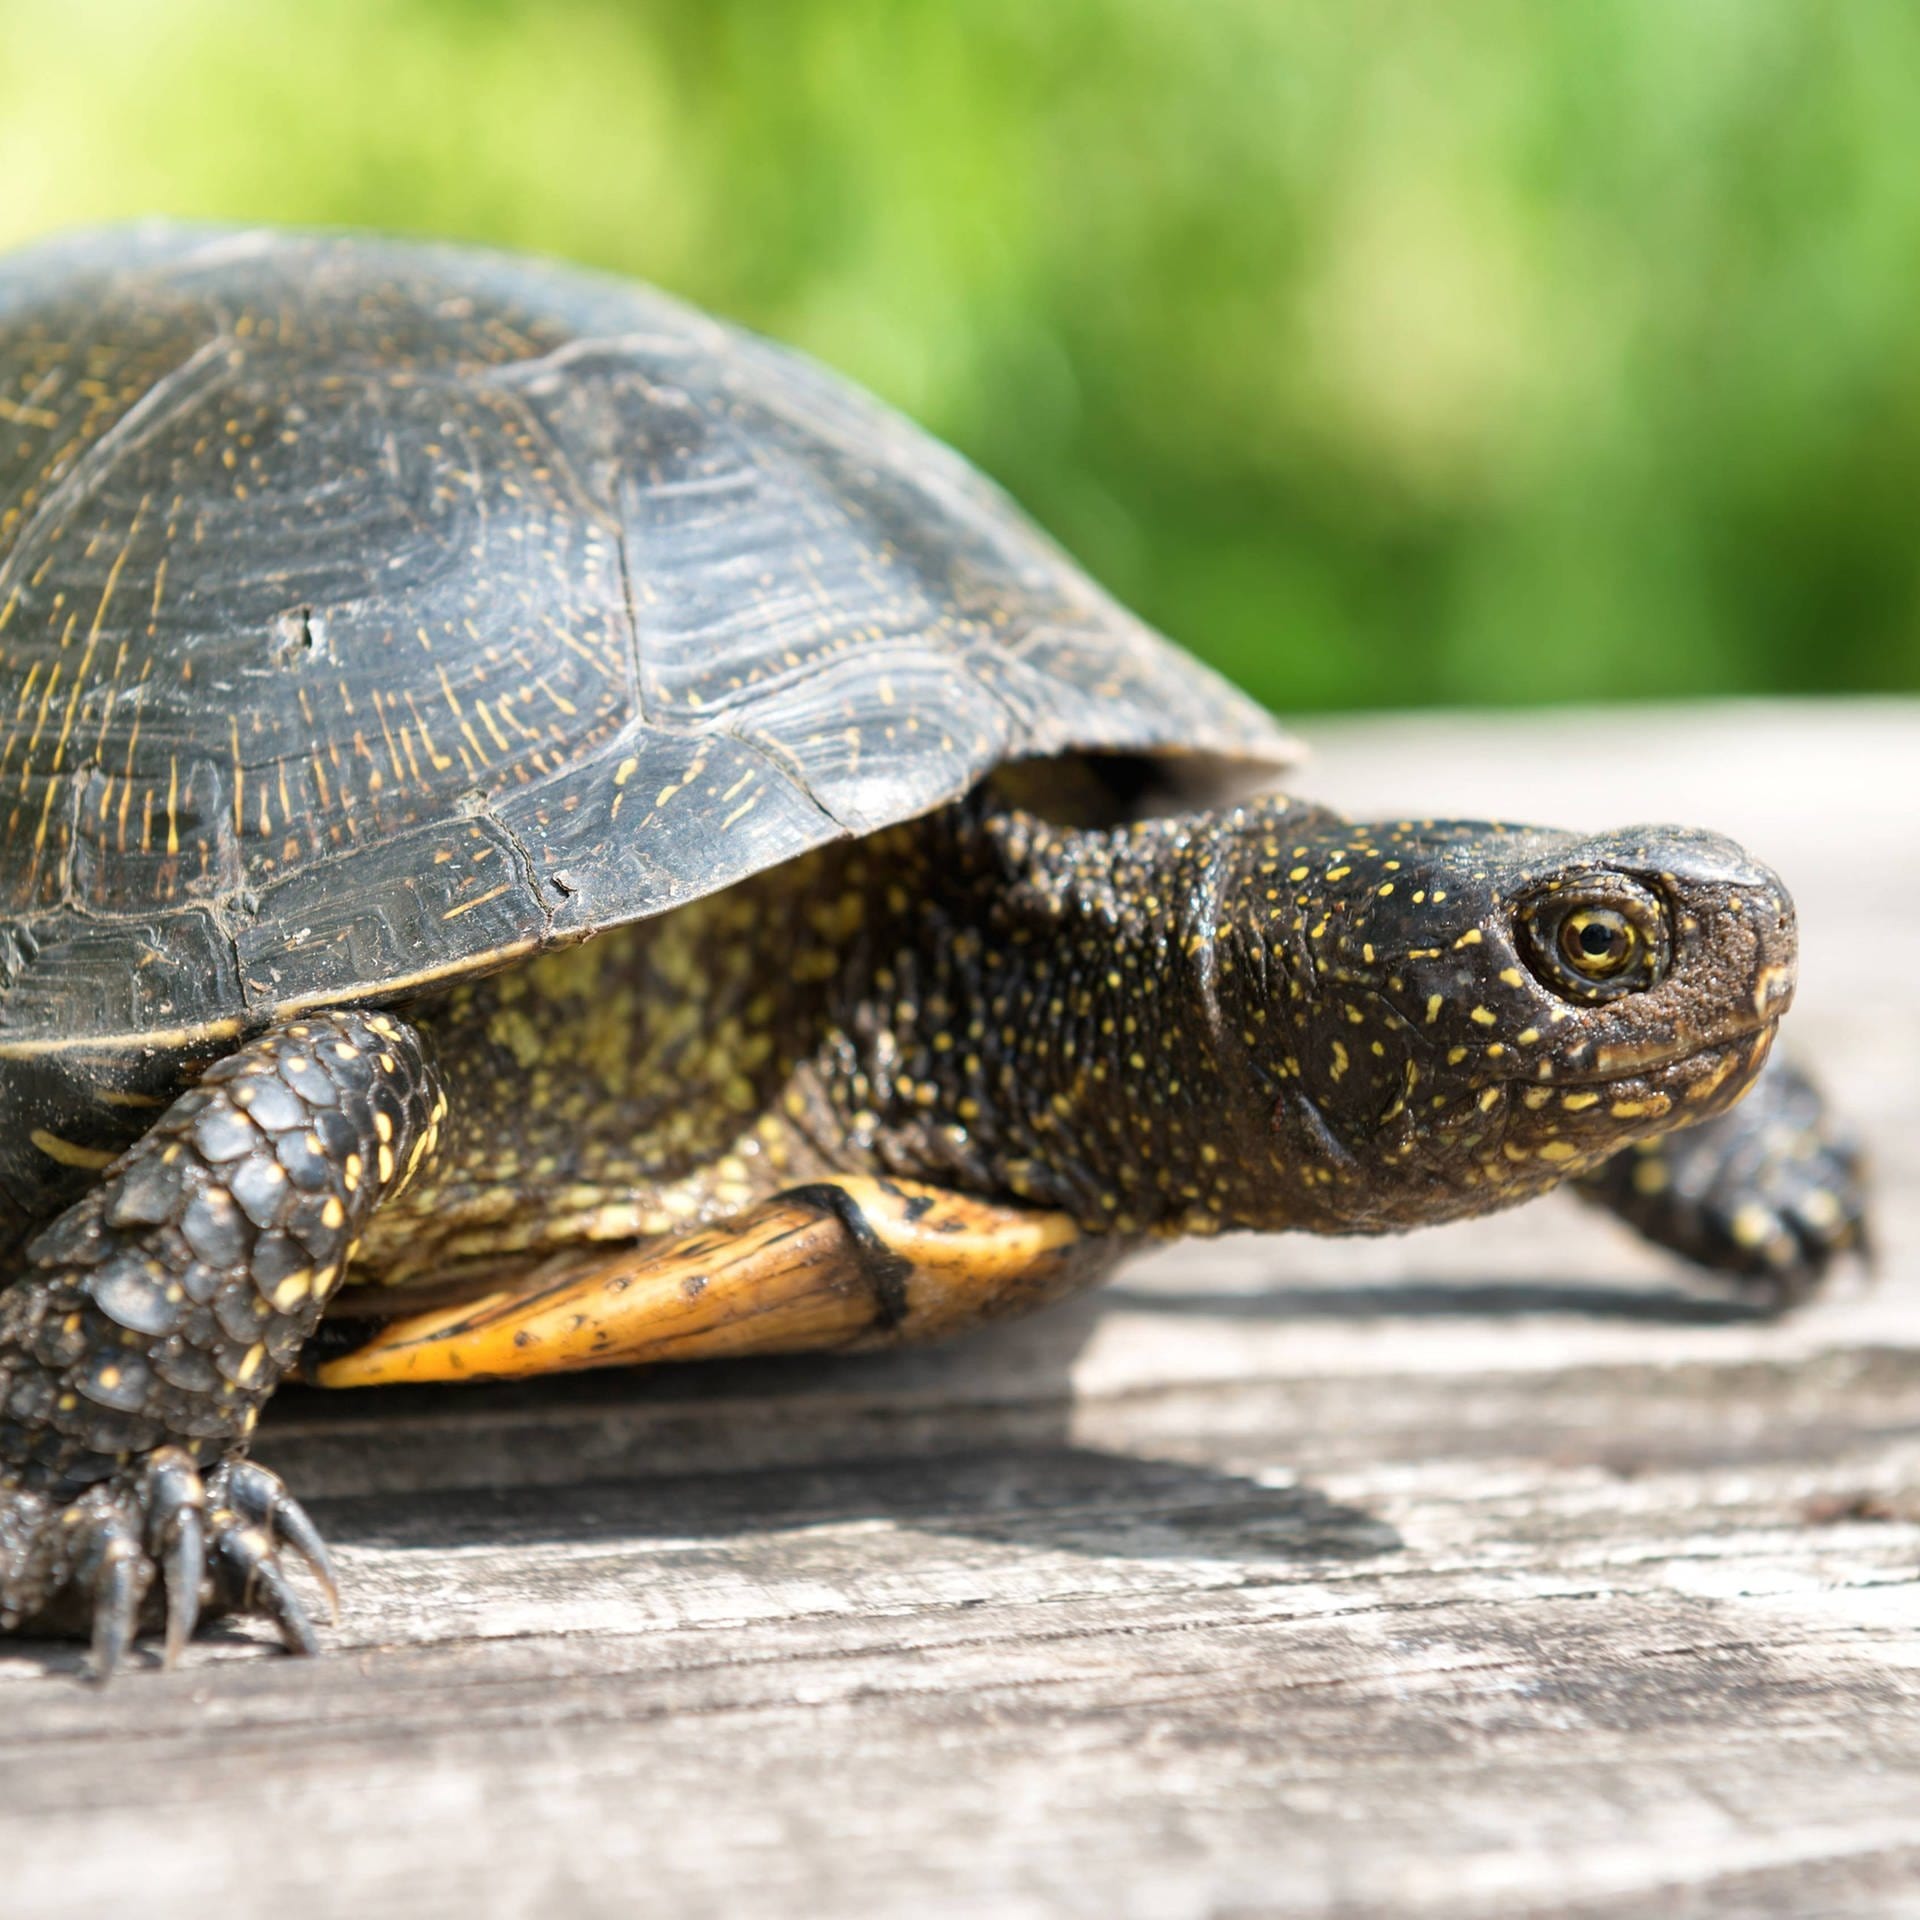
top-left (0, 229), bottom-right (1866, 1672)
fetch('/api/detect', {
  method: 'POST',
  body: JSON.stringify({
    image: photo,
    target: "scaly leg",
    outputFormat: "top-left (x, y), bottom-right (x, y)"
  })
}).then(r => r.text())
top-left (1574, 1055), bottom-right (1867, 1310)
top-left (0, 1010), bottom-right (443, 1672)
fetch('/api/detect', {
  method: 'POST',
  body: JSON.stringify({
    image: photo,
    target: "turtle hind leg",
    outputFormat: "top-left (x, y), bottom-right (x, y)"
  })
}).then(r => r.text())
top-left (1573, 1055), bottom-right (1868, 1312)
top-left (312, 1177), bottom-right (1111, 1388)
top-left (0, 1010), bottom-right (444, 1673)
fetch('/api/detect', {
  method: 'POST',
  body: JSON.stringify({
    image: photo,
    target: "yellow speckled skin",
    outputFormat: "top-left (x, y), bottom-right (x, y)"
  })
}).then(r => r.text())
top-left (355, 781), bottom-right (1798, 1300)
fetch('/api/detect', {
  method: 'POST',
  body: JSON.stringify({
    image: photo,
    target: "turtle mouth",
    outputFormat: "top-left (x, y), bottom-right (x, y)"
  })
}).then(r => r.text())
top-left (1411, 1017), bottom-right (1783, 1199)
top-left (1496, 1017), bottom-right (1781, 1158)
top-left (1600, 1016), bottom-right (1777, 1114)
top-left (1545, 1005), bottom-right (1783, 1093)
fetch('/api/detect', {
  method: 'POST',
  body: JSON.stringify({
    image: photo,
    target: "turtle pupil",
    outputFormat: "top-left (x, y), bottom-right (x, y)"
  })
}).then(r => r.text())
top-left (1559, 908), bottom-right (1635, 976)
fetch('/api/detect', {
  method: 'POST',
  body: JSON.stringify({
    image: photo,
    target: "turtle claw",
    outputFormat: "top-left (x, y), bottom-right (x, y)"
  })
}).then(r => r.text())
top-left (159, 1505), bottom-right (206, 1668)
top-left (83, 1525), bottom-right (147, 1683)
top-left (212, 1527), bottom-right (321, 1658)
top-left (0, 1452), bottom-right (337, 1674)
top-left (256, 1562), bottom-right (320, 1658)
top-left (141, 1447), bottom-right (210, 1668)
top-left (278, 1505), bottom-right (340, 1626)
top-left (211, 1460), bottom-right (339, 1624)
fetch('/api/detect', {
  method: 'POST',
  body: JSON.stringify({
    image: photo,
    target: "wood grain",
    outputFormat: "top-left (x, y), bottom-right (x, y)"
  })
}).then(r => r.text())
top-left (1, 700), bottom-right (1914, 1920)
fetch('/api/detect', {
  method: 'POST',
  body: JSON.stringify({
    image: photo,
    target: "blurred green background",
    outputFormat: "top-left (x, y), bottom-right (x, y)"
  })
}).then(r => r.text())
top-left (3, 0), bottom-right (1917, 714)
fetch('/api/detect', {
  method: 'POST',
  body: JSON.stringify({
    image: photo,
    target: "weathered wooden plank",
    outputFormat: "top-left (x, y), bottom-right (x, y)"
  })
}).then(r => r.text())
top-left (0, 700), bottom-right (1913, 1920)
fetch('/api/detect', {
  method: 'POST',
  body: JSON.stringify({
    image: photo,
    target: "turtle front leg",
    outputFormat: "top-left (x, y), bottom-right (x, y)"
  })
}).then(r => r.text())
top-left (1573, 1055), bottom-right (1868, 1311)
top-left (0, 1010), bottom-right (443, 1673)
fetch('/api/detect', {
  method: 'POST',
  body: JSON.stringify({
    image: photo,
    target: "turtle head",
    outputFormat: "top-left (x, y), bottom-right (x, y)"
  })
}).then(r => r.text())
top-left (827, 791), bottom-right (1793, 1246)
top-left (1212, 803), bottom-right (1796, 1233)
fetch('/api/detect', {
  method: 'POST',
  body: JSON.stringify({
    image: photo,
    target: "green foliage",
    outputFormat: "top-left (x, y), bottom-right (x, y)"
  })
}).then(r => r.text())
top-left (3, 0), bottom-right (1916, 711)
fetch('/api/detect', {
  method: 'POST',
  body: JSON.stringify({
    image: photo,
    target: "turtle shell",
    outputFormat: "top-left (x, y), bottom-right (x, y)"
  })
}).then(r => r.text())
top-left (0, 225), bottom-right (1294, 1229)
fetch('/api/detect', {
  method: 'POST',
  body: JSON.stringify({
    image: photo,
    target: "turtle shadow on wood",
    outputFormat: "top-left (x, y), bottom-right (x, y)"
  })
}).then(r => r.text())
top-left (1101, 1276), bottom-right (1786, 1327)
top-left (0, 1444), bottom-right (1398, 1679)
top-left (250, 1248), bottom-right (1816, 1612)
top-left (0, 1291), bottom-right (1392, 1674)
top-left (305, 1445), bottom-right (1401, 1571)
top-left (258, 1286), bottom-right (1398, 1569)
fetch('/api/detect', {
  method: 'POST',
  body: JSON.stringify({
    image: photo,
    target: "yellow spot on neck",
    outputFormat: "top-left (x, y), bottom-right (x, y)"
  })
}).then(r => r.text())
top-left (30, 1129), bottom-right (116, 1171)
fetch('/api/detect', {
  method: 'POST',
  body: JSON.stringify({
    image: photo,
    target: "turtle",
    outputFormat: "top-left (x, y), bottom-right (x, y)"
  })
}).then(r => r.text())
top-left (0, 226), bottom-right (1865, 1675)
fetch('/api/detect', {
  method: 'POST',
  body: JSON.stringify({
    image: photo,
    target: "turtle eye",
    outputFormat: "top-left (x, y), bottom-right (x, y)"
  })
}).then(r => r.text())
top-left (1559, 907), bottom-right (1637, 977)
top-left (1520, 880), bottom-right (1669, 1003)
